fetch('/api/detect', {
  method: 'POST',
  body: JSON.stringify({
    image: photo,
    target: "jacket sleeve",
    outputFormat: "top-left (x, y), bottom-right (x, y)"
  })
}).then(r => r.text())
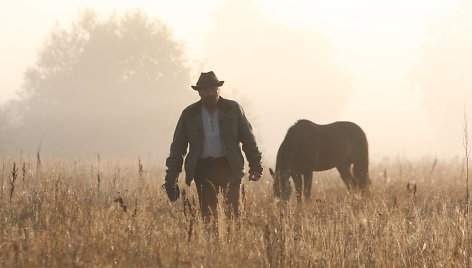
top-left (165, 112), bottom-right (188, 182)
top-left (237, 105), bottom-right (263, 174)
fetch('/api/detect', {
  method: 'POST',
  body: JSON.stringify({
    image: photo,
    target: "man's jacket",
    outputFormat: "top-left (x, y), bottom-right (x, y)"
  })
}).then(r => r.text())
top-left (165, 97), bottom-right (263, 186)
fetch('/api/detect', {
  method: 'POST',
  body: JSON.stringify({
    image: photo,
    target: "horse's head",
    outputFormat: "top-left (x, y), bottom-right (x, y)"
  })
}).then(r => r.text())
top-left (269, 168), bottom-right (291, 201)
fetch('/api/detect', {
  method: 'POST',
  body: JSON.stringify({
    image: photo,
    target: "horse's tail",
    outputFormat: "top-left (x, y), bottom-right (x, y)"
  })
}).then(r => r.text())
top-left (352, 126), bottom-right (371, 189)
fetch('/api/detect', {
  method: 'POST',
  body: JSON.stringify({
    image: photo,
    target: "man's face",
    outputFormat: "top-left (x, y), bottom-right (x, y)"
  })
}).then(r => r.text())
top-left (198, 86), bottom-right (220, 106)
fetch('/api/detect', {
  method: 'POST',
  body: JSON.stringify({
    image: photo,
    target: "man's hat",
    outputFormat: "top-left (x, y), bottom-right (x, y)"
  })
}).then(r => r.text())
top-left (191, 71), bottom-right (224, 90)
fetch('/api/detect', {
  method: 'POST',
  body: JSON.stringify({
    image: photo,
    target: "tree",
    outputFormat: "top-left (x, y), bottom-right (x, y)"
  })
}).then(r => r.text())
top-left (1, 10), bottom-right (194, 157)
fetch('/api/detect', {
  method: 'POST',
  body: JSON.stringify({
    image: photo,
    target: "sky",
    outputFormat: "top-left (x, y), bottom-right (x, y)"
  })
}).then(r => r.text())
top-left (0, 0), bottom-right (470, 163)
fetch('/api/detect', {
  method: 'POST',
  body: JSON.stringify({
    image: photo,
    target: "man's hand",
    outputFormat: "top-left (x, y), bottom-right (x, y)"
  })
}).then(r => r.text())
top-left (165, 178), bottom-right (177, 185)
top-left (162, 179), bottom-right (180, 202)
top-left (249, 171), bottom-right (262, 181)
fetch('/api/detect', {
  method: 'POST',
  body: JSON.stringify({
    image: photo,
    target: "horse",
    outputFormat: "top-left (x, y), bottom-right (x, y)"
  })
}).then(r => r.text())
top-left (269, 119), bottom-right (370, 202)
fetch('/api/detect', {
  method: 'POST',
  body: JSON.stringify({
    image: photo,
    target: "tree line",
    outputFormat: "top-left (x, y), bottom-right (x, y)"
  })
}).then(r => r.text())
top-left (0, 10), bottom-right (194, 157)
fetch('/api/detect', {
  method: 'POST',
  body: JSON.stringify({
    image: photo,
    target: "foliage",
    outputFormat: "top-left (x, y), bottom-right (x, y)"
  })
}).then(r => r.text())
top-left (1, 10), bottom-right (193, 156)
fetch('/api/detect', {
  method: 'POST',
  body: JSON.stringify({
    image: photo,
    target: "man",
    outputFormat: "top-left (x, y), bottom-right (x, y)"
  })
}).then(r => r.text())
top-left (164, 71), bottom-right (263, 221)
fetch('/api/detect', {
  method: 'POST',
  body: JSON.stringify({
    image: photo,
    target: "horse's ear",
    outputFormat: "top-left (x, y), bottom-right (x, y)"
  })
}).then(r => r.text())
top-left (269, 168), bottom-right (275, 178)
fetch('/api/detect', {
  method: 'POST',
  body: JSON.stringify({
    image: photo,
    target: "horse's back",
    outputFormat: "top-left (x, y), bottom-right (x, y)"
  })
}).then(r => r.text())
top-left (319, 121), bottom-right (368, 156)
top-left (325, 121), bottom-right (365, 134)
top-left (286, 120), bottom-right (366, 145)
top-left (283, 120), bottom-right (368, 171)
top-left (294, 120), bottom-right (366, 144)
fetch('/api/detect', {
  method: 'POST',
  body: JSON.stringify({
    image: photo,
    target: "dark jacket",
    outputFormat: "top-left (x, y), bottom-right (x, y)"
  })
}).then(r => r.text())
top-left (165, 97), bottom-right (263, 186)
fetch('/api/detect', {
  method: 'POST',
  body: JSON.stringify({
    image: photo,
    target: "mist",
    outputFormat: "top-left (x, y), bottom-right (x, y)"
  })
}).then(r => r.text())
top-left (413, 0), bottom-right (472, 157)
top-left (0, 0), bottom-right (471, 163)
top-left (199, 0), bottom-right (471, 161)
top-left (202, 0), bottom-right (352, 162)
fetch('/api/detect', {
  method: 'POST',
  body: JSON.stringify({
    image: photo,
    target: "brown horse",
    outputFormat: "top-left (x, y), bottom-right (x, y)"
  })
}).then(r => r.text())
top-left (269, 120), bottom-right (370, 201)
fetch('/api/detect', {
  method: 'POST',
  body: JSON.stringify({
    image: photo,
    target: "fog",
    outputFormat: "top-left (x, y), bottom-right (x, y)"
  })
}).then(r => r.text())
top-left (0, 0), bottom-right (471, 163)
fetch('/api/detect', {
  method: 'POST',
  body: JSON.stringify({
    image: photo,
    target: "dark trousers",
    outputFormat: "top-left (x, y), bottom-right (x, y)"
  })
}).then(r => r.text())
top-left (194, 157), bottom-right (240, 222)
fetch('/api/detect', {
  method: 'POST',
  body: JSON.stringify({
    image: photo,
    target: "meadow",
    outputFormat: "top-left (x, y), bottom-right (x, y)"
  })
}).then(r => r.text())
top-left (0, 154), bottom-right (469, 267)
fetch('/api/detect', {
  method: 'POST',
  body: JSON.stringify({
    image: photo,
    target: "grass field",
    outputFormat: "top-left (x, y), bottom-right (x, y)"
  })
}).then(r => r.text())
top-left (0, 155), bottom-right (469, 267)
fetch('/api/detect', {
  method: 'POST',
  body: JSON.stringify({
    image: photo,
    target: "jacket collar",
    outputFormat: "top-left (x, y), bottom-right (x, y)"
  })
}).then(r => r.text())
top-left (187, 97), bottom-right (231, 131)
top-left (188, 96), bottom-right (230, 117)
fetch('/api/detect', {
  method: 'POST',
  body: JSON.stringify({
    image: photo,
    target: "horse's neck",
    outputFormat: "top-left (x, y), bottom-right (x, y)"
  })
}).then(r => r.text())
top-left (276, 141), bottom-right (294, 173)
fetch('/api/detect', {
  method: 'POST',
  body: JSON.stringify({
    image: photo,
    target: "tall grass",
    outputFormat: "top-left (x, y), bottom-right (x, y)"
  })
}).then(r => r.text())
top-left (464, 111), bottom-right (470, 267)
top-left (0, 156), bottom-right (468, 267)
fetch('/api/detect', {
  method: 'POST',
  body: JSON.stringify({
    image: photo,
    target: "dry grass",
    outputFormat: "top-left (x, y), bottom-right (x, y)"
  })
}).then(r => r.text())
top-left (0, 155), bottom-right (469, 267)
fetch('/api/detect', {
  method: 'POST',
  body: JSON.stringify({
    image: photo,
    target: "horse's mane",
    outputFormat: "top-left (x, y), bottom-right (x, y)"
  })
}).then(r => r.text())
top-left (276, 120), bottom-right (315, 171)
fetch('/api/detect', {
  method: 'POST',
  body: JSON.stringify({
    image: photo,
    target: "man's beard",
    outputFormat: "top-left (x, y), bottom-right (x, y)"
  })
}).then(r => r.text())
top-left (202, 96), bottom-right (218, 106)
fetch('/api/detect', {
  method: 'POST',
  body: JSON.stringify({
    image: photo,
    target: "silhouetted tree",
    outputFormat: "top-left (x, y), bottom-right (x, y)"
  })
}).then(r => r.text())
top-left (1, 10), bottom-right (193, 156)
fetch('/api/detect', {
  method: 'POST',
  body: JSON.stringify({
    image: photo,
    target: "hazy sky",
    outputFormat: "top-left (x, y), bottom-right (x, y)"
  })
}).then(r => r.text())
top-left (1, 0), bottom-right (470, 162)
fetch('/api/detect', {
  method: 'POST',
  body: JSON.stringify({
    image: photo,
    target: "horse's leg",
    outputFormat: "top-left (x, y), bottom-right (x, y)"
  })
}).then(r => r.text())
top-left (292, 173), bottom-right (303, 203)
top-left (353, 162), bottom-right (371, 191)
top-left (336, 163), bottom-right (355, 191)
top-left (303, 171), bottom-right (313, 201)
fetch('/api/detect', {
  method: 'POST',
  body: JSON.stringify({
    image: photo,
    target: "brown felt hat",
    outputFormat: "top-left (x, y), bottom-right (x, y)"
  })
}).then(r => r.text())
top-left (191, 71), bottom-right (224, 90)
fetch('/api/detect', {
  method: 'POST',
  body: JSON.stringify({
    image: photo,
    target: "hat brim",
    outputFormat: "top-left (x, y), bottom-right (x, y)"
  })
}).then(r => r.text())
top-left (191, 81), bottom-right (224, 90)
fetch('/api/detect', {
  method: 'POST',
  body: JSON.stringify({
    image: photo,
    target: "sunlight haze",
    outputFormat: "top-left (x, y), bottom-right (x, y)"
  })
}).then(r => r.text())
top-left (0, 0), bottom-right (470, 163)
